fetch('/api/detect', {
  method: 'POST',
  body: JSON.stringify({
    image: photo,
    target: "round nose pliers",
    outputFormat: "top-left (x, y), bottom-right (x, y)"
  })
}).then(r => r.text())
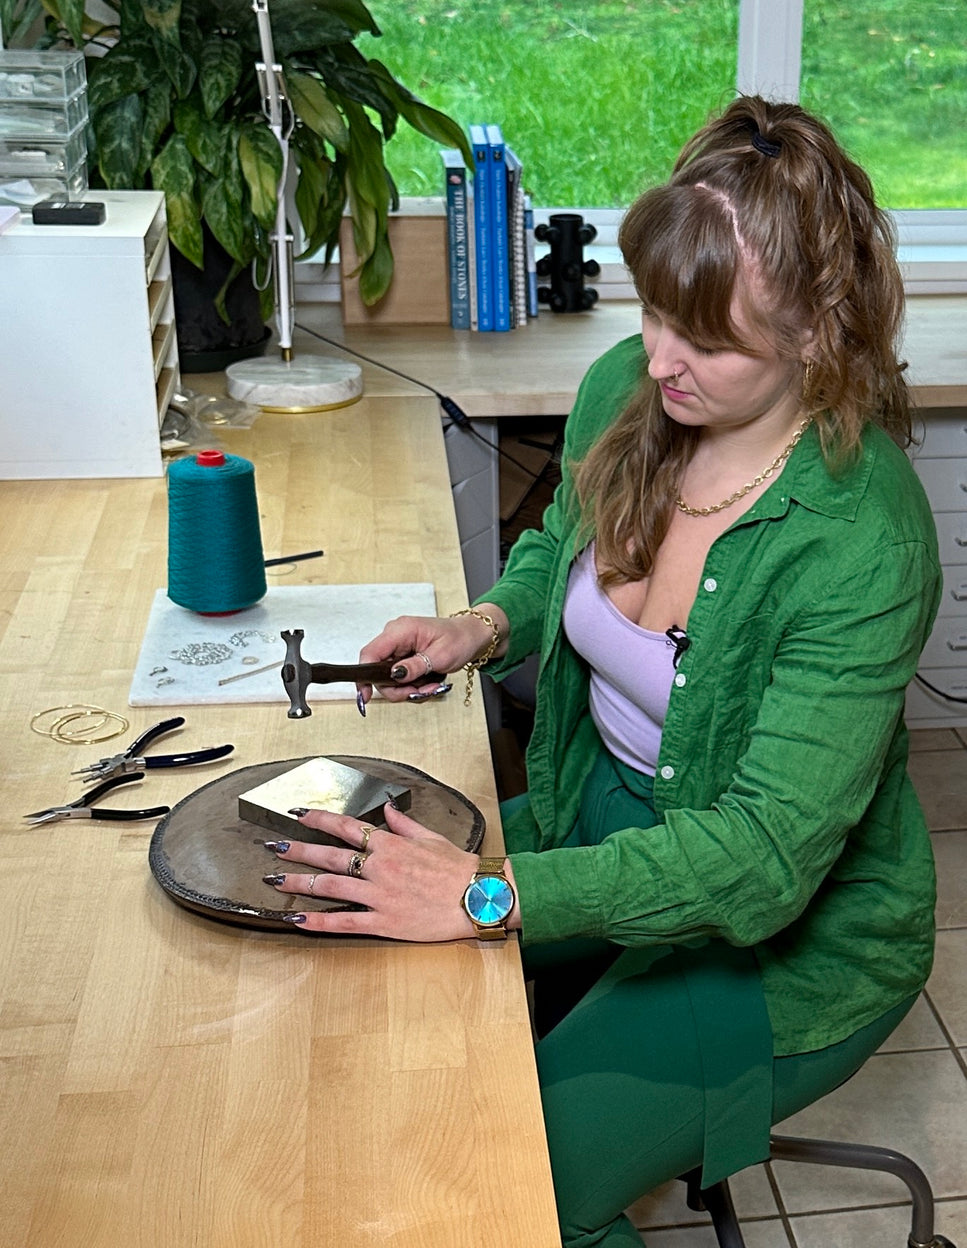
top-left (24, 773), bottom-right (171, 825)
top-left (71, 716), bottom-right (235, 783)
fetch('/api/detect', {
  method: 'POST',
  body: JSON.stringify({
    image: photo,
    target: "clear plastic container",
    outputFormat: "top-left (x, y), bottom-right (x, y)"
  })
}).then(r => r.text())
top-left (0, 160), bottom-right (87, 207)
top-left (0, 127), bottom-right (87, 176)
top-left (0, 91), bottom-right (88, 138)
top-left (0, 50), bottom-right (87, 103)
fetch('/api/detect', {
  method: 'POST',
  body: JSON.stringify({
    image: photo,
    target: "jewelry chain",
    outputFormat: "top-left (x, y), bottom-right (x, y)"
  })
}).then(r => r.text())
top-left (676, 418), bottom-right (811, 517)
top-left (449, 608), bottom-right (500, 706)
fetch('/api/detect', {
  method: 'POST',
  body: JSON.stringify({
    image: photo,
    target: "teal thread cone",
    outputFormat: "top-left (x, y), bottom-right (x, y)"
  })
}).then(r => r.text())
top-left (166, 450), bottom-right (267, 613)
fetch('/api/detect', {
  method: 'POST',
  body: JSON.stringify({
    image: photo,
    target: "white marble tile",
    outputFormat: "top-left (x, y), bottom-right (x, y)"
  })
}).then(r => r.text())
top-left (933, 829), bottom-right (967, 929)
top-left (927, 928), bottom-right (967, 1045)
top-left (789, 1196), bottom-right (967, 1248)
top-left (770, 1049), bottom-right (967, 1212)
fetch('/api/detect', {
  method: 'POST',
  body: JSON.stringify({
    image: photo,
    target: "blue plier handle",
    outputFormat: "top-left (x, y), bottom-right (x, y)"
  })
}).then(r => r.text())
top-left (24, 773), bottom-right (171, 825)
top-left (72, 716), bottom-right (235, 783)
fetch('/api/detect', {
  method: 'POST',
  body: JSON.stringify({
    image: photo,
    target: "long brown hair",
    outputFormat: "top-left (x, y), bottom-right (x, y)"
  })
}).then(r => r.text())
top-left (575, 95), bottom-right (911, 585)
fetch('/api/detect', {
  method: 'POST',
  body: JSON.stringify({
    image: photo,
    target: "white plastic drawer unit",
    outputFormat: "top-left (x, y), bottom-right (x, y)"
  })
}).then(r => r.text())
top-left (908, 408), bottom-right (967, 727)
top-left (0, 189), bottom-right (180, 479)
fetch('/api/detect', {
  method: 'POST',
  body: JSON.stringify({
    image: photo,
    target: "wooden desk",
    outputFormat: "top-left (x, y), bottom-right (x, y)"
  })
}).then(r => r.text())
top-left (286, 295), bottom-right (967, 415)
top-left (0, 396), bottom-right (560, 1247)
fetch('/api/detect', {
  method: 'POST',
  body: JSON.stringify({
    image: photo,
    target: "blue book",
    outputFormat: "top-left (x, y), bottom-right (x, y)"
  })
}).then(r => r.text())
top-left (486, 123), bottom-right (511, 332)
top-left (440, 149), bottom-right (471, 330)
top-left (468, 123), bottom-right (493, 331)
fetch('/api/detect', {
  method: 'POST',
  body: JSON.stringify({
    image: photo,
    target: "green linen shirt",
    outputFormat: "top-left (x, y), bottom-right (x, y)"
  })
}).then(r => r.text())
top-left (484, 334), bottom-right (942, 1056)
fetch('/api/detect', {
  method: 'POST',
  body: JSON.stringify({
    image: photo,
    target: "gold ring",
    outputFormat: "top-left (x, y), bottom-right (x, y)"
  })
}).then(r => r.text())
top-left (359, 824), bottom-right (374, 851)
top-left (347, 852), bottom-right (368, 879)
top-left (306, 875), bottom-right (317, 896)
top-left (415, 651), bottom-right (433, 676)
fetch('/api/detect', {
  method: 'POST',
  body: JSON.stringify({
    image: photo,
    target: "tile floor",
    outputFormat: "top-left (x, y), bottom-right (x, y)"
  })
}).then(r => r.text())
top-left (626, 726), bottom-right (967, 1248)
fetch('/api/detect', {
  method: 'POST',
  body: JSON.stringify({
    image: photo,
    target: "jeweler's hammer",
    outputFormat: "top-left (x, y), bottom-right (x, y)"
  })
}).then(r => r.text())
top-left (280, 628), bottom-right (444, 718)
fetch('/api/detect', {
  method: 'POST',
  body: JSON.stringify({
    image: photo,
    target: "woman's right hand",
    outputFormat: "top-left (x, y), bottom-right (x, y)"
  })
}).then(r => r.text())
top-left (357, 604), bottom-right (509, 705)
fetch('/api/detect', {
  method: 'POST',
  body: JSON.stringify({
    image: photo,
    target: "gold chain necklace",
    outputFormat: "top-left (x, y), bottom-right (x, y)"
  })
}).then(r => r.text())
top-left (675, 418), bottom-right (811, 518)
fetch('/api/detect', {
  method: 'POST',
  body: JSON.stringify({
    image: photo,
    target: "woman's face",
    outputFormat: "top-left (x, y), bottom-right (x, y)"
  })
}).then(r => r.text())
top-left (640, 295), bottom-right (803, 436)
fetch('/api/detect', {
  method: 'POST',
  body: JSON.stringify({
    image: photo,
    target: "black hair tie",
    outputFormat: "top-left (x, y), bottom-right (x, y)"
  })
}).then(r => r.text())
top-left (747, 122), bottom-right (782, 159)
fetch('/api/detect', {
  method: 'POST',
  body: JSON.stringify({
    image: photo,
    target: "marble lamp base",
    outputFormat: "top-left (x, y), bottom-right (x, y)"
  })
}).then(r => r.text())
top-left (225, 357), bottom-right (363, 412)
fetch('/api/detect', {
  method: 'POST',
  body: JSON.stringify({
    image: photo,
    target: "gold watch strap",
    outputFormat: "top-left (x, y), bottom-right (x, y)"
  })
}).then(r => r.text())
top-left (476, 857), bottom-right (506, 876)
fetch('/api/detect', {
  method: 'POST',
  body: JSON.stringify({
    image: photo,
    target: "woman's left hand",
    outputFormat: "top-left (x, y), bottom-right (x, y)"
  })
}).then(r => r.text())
top-left (262, 802), bottom-right (489, 940)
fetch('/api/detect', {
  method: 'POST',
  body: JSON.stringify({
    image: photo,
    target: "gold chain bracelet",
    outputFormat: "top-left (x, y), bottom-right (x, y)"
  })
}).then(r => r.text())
top-left (449, 608), bottom-right (500, 706)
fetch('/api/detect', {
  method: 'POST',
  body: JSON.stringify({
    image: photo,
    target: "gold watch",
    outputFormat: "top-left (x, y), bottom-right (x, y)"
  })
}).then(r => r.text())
top-left (461, 857), bottom-right (515, 940)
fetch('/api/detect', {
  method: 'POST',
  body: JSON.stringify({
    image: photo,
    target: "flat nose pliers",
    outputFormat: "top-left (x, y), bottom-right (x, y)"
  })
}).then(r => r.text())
top-left (71, 716), bottom-right (234, 783)
top-left (24, 773), bottom-right (171, 825)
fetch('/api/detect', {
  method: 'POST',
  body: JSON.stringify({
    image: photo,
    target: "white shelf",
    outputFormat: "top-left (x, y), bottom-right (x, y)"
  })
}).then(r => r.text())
top-left (0, 189), bottom-right (180, 478)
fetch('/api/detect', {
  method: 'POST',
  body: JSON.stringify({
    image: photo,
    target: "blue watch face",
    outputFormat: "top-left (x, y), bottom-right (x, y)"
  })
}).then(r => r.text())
top-left (466, 876), bottom-right (513, 925)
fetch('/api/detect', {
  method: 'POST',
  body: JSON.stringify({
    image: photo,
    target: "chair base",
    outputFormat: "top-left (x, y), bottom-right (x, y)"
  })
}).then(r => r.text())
top-left (681, 1133), bottom-right (956, 1248)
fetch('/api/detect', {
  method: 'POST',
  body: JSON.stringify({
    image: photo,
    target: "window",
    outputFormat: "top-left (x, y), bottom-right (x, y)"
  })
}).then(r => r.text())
top-left (799, 1), bottom-right (967, 210)
top-left (363, 0), bottom-right (739, 205)
top-left (365, 0), bottom-right (965, 213)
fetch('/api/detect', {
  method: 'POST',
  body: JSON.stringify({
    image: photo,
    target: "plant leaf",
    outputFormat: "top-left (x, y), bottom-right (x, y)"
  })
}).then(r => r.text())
top-left (238, 122), bottom-right (283, 230)
top-left (151, 133), bottom-right (203, 268)
top-left (212, 255), bottom-right (245, 326)
top-left (198, 33), bottom-right (243, 118)
top-left (1, 0), bottom-right (44, 45)
top-left (201, 172), bottom-right (253, 270)
top-left (49, 0), bottom-right (84, 46)
top-left (358, 231), bottom-right (394, 306)
top-left (306, 0), bottom-right (379, 38)
top-left (367, 59), bottom-right (474, 167)
top-left (142, 0), bottom-right (181, 42)
top-left (157, 36), bottom-right (197, 100)
top-left (173, 95), bottom-right (224, 176)
top-left (139, 81), bottom-right (172, 178)
top-left (93, 93), bottom-right (143, 187)
top-left (287, 71), bottom-right (349, 153)
top-left (87, 39), bottom-right (158, 113)
top-left (265, 2), bottom-right (356, 57)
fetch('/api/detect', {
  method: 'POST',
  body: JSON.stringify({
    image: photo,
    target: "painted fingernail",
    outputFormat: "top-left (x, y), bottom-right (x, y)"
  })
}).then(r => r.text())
top-left (263, 873), bottom-right (286, 885)
top-left (408, 682), bottom-right (453, 702)
top-left (356, 690), bottom-right (366, 717)
top-left (390, 664), bottom-right (407, 681)
top-left (282, 913), bottom-right (307, 925)
top-left (287, 807), bottom-right (309, 817)
top-left (264, 839), bottom-right (290, 853)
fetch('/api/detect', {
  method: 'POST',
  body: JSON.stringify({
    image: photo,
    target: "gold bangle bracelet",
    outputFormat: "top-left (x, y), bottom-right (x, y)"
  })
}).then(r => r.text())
top-left (449, 608), bottom-right (500, 706)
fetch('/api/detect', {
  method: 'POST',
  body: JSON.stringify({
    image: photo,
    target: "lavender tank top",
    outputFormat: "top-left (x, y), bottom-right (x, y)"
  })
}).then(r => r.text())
top-left (562, 544), bottom-right (678, 776)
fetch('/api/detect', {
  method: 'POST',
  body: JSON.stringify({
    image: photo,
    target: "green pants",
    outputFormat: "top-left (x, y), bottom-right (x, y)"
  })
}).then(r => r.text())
top-left (505, 752), bottom-right (917, 1248)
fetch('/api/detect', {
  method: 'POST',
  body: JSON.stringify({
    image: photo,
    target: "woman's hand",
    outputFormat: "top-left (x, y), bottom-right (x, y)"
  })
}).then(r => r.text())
top-left (356, 605), bottom-right (509, 707)
top-left (262, 802), bottom-right (518, 940)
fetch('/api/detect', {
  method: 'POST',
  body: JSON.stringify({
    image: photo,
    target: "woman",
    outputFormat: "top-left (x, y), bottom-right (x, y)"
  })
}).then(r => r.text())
top-left (264, 96), bottom-right (941, 1245)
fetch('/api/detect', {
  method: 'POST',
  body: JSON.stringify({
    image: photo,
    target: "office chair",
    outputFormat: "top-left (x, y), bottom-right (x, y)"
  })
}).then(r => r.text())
top-left (680, 1133), bottom-right (956, 1248)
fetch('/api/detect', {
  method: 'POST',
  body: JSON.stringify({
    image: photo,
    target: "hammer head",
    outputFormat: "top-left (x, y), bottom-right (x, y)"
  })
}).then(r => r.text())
top-left (281, 629), bottom-right (312, 718)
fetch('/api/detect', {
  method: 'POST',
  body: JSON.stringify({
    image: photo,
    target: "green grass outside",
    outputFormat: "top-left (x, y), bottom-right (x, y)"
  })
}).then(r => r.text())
top-left (361, 0), bottom-right (967, 209)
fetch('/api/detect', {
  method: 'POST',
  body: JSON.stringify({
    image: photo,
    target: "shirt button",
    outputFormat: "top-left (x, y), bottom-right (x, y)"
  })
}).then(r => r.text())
top-left (660, 765), bottom-right (675, 780)
top-left (704, 577), bottom-right (718, 592)
top-left (674, 673), bottom-right (687, 687)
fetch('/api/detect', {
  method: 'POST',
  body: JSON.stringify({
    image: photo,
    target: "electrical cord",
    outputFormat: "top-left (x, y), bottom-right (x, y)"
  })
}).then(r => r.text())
top-left (914, 672), bottom-right (967, 704)
top-left (294, 321), bottom-right (548, 481)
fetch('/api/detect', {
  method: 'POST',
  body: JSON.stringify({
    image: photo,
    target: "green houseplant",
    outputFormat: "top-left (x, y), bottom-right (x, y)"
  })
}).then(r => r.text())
top-left (6, 0), bottom-right (471, 342)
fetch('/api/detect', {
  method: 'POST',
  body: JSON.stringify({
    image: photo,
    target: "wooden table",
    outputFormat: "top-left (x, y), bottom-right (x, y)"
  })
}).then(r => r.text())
top-left (0, 396), bottom-right (560, 1247)
top-left (285, 295), bottom-right (967, 415)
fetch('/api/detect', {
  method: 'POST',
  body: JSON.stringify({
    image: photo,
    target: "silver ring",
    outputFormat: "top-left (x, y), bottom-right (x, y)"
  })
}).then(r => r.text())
top-left (347, 851), bottom-right (368, 879)
top-left (415, 651), bottom-right (432, 676)
top-left (359, 824), bottom-right (374, 851)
